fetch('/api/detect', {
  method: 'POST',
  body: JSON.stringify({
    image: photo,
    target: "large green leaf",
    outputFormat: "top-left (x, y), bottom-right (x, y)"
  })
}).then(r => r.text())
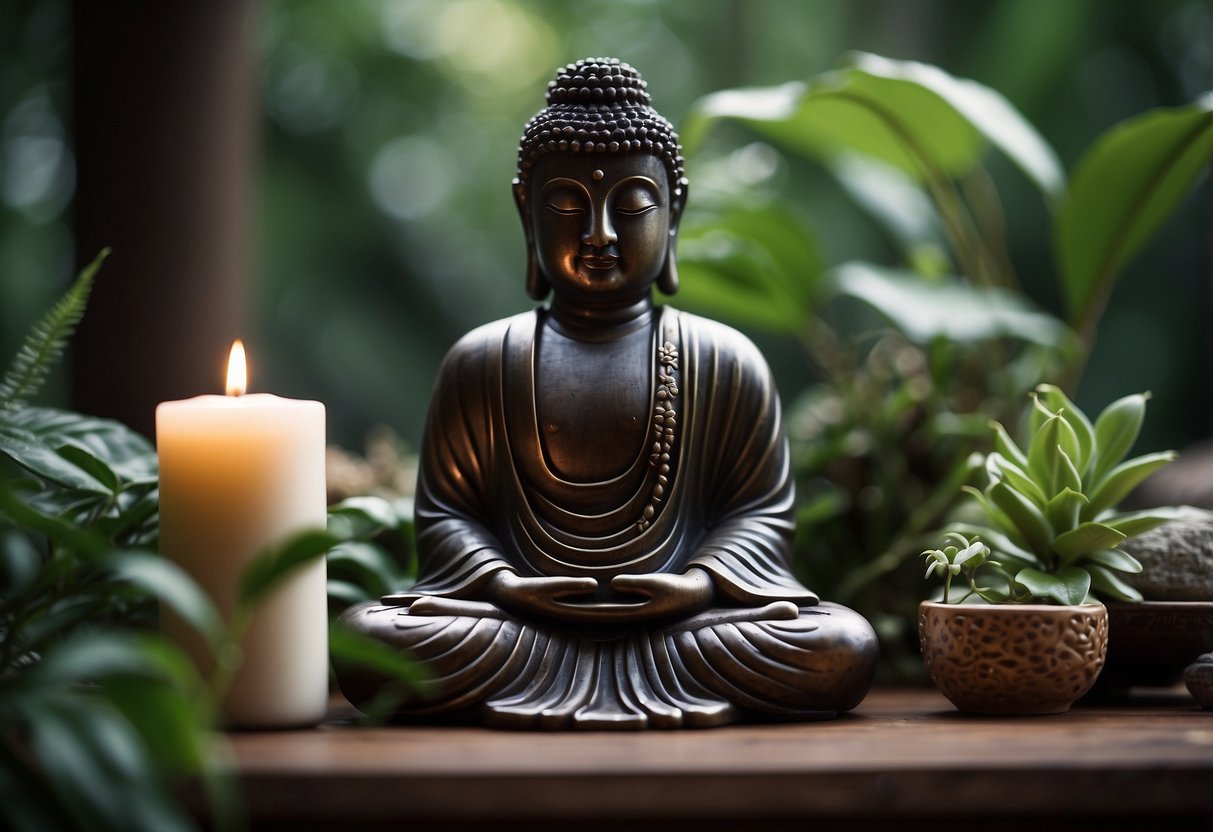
top-left (676, 194), bottom-right (823, 334)
top-left (1085, 451), bottom-right (1178, 518)
top-left (829, 262), bottom-right (1070, 347)
top-left (685, 53), bottom-right (1062, 198)
top-left (1057, 95), bottom-right (1213, 328)
top-left (238, 528), bottom-right (343, 608)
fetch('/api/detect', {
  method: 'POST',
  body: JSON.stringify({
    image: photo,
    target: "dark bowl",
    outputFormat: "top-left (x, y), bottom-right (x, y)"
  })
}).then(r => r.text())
top-left (1099, 601), bottom-right (1213, 692)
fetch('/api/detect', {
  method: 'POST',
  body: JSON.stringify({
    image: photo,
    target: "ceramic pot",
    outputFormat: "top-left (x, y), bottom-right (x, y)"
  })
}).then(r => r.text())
top-left (918, 601), bottom-right (1108, 715)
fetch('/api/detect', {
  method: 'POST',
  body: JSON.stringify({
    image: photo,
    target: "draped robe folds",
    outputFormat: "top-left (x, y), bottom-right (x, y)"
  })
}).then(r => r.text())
top-left (337, 307), bottom-right (878, 728)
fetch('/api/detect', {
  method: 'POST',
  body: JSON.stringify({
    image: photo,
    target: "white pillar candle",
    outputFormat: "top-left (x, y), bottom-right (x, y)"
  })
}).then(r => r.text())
top-left (156, 341), bottom-right (328, 728)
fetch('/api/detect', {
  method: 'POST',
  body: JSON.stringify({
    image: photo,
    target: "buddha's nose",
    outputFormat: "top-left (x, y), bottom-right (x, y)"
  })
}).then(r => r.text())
top-left (582, 206), bottom-right (617, 248)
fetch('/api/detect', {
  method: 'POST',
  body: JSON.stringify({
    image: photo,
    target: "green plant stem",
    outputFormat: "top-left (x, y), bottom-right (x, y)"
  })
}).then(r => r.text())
top-left (826, 90), bottom-right (1003, 288)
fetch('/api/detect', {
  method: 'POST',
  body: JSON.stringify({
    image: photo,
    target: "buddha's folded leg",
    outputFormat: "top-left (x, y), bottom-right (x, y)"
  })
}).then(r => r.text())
top-left (335, 599), bottom-right (542, 718)
top-left (666, 601), bottom-right (878, 717)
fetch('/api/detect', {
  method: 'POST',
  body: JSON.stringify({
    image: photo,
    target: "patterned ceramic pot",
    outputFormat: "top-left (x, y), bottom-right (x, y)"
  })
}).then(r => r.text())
top-left (918, 601), bottom-right (1108, 715)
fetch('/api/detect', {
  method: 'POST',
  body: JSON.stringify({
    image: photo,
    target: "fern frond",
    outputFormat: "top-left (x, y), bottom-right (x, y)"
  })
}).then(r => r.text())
top-left (0, 247), bottom-right (110, 409)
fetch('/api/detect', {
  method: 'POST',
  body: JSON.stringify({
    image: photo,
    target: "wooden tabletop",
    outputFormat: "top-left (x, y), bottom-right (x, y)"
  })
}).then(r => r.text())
top-left (219, 688), bottom-right (1213, 831)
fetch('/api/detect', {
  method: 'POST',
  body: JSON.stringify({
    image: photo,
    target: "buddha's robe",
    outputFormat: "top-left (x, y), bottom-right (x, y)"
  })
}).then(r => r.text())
top-left (337, 307), bottom-right (877, 728)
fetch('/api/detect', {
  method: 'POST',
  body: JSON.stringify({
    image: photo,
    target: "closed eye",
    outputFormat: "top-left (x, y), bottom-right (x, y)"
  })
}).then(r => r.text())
top-left (615, 204), bottom-right (658, 216)
top-left (546, 204), bottom-right (584, 216)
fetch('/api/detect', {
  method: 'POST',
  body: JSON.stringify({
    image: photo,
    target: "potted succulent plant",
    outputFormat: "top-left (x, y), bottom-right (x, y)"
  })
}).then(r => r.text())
top-left (919, 384), bottom-right (1177, 714)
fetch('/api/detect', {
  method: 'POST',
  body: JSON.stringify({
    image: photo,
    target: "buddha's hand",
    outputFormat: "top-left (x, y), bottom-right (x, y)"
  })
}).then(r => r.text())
top-left (488, 570), bottom-right (598, 619)
top-left (609, 567), bottom-right (715, 621)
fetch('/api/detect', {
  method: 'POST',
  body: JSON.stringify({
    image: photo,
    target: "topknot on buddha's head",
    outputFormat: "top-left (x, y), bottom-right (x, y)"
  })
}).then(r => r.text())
top-left (515, 57), bottom-right (686, 204)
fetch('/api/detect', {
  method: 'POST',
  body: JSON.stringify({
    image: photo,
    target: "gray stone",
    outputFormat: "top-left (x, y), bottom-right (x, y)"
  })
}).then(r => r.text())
top-left (1184, 653), bottom-right (1213, 709)
top-left (1122, 508), bottom-right (1213, 601)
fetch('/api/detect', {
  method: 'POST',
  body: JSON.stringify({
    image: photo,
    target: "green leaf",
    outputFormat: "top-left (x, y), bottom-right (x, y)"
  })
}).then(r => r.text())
top-left (989, 421), bottom-right (1028, 469)
top-left (1086, 451), bottom-right (1178, 518)
top-left (0, 528), bottom-right (41, 601)
top-left (1053, 522), bottom-right (1127, 563)
top-left (830, 262), bottom-right (1069, 347)
top-left (677, 203), bottom-right (820, 333)
top-left (327, 541), bottom-right (404, 600)
top-left (986, 453), bottom-right (1047, 508)
top-left (0, 485), bottom-right (111, 558)
top-left (1015, 566), bottom-right (1091, 605)
top-left (1088, 563), bottom-right (1144, 602)
top-left (56, 444), bottom-right (119, 493)
top-left (987, 480), bottom-right (1053, 555)
top-left (1, 406), bottom-right (157, 485)
top-left (1084, 548), bottom-right (1143, 575)
top-left (108, 551), bottom-right (225, 649)
top-left (328, 495), bottom-right (400, 537)
top-left (238, 528), bottom-right (343, 608)
top-left (26, 694), bottom-right (192, 832)
top-left (1058, 96), bottom-right (1213, 330)
top-left (0, 426), bottom-right (110, 492)
top-left (1035, 384), bottom-right (1095, 475)
top-left (0, 248), bottom-right (109, 408)
top-left (1100, 507), bottom-right (1184, 538)
top-left (1027, 412), bottom-right (1081, 495)
top-left (686, 53), bottom-right (1062, 198)
top-left (826, 152), bottom-right (949, 268)
top-left (1044, 488), bottom-right (1087, 537)
top-left (1090, 392), bottom-right (1149, 484)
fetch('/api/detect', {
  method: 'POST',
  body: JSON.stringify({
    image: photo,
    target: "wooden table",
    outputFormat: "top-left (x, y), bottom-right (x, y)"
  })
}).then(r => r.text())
top-left (221, 688), bottom-right (1213, 831)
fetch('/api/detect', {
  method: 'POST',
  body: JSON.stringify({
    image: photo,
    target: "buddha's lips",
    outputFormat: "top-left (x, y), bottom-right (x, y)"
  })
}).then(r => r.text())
top-left (580, 255), bottom-right (619, 270)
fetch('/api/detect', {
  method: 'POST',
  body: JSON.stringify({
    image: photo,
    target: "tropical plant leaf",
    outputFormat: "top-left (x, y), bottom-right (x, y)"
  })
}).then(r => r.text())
top-left (1, 407), bottom-right (157, 485)
top-left (0, 249), bottom-right (109, 409)
top-left (684, 52), bottom-right (1063, 199)
top-left (1015, 566), bottom-right (1090, 605)
top-left (238, 528), bottom-right (343, 608)
top-left (327, 496), bottom-right (400, 538)
top-left (829, 262), bottom-right (1070, 347)
top-left (1058, 95), bottom-right (1213, 333)
top-left (0, 425), bottom-right (111, 493)
top-left (107, 551), bottom-right (225, 650)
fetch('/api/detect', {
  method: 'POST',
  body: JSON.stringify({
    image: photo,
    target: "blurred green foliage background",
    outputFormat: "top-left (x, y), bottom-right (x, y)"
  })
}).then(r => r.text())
top-left (2, 0), bottom-right (1208, 451)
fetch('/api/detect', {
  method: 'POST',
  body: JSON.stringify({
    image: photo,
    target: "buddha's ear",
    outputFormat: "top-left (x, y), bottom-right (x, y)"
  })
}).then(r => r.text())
top-left (514, 179), bottom-right (550, 300)
top-left (658, 178), bottom-right (688, 296)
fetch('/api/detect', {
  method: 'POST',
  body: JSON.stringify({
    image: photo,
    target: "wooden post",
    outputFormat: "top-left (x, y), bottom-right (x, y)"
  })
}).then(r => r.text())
top-left (72, 0), bottom-right (256, 438)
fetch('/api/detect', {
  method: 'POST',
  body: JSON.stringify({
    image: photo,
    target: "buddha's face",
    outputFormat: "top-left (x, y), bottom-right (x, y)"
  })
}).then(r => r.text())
top-left (527, 152), bottom-right (673, 301)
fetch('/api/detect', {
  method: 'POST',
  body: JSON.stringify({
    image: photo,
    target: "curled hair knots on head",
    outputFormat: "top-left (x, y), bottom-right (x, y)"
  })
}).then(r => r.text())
top-left (515, 57), bottom-right (687, 205)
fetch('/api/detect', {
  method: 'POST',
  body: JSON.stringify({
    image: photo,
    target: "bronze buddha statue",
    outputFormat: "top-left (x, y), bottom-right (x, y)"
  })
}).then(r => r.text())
top-left (337, 58), bottom-right (878, 729)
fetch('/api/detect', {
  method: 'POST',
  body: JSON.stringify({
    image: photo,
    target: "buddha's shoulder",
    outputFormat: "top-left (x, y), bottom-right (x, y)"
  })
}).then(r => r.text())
top-left (667, 307), bottom-right (769, 371)
top-left (440, 310), bottom-right (538, 366)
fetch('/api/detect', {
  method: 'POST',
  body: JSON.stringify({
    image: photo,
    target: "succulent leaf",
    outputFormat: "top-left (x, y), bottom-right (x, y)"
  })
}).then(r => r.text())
top-left (1044, 488), bottom-right (1087, 536)
top-left (988, 480), bottom-right (1052, 555)
top-left (1091, 392), bottom-right (1148, 483)
top-left (1052, 522), bottom-right (1127, 563)
top-left (1035, 384), bottom-right (1095, 475)
top-left (1084, 548), bottom-right (1143, 574)
top-left (1015, 566), bottom-right (1090, 606)
top-left (989, 419), bottom-right (1028, 469)
top-left (1088, 564), bottom-right (1144, 602)
top-left (1085, 451), bottom-right (1178, 519)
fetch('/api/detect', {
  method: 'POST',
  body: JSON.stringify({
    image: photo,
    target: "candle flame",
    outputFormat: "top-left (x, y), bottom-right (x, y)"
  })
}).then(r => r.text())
top-left (226, 340), bottom-right (248, 396)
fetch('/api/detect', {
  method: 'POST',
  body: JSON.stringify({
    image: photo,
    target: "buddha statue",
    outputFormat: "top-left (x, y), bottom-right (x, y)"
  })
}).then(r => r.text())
top-left (337, 58), bottom-right (878, 729)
